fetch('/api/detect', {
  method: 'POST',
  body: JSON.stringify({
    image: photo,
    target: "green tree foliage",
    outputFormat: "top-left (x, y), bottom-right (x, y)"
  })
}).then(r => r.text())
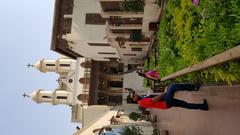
top-left (157, 0), bottom-right (240, 84)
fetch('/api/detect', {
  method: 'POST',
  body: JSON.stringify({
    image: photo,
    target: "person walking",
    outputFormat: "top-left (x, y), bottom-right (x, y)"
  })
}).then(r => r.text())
top-left (136, 67), bottom-right (160, 81)
top-left (127, 83), bottom-right (209, 110)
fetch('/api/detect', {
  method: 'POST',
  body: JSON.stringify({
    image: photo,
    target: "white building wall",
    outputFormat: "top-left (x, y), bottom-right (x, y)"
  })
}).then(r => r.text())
top-left (73, 110), bottom-right (118, 135)
top-left (66, 0), bottom-right (119, 61)
top-left (72, 58), bottom-right (85, 105)
top-left (110, 40), bottom-right (149, 63)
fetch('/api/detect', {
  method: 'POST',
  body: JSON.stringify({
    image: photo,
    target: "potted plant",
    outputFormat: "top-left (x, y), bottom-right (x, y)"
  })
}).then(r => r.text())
top-left (128, 112), bottom-right (143, 121)
top-left (122, 125), bottom-right (143, 135)
top-left (152, 128), bottom-right (169, 135)
top-left (152, 128), bottom-right (159, 135)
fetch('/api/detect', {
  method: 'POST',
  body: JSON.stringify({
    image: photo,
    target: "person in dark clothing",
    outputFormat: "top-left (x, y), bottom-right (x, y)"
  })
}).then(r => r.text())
top-left (127, 83), bottom-right (209, 110)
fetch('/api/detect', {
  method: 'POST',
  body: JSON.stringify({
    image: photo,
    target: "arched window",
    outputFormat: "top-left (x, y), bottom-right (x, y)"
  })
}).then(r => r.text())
top-left (79, 78), bottom-right (90, 84)
top-left (77, 94), bottom-right (88, 101)
top-left (80, 62), bottom-right (91, 68)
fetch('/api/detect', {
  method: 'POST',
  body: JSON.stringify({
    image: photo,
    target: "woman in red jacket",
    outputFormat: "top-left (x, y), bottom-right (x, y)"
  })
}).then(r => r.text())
top-left (127, 83), bottom-right (208, 110)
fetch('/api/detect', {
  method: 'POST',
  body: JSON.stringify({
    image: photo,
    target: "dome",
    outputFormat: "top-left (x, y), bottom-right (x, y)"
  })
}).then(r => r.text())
top-left (30, 91), bottom-right (38, 102)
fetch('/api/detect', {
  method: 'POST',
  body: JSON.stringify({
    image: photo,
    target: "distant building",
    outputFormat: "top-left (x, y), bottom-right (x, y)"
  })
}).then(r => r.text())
top-left (27, 57), bottom-right (90, 123)
top-left (26, 56), bottom-right (151, 134)
top-left (50, 0), bottom-right (160, 65)
top-left (99, 0), bottom-right (160, 65)
top-left (26, 0), bottom-right (160, 134)
top-left (51, 0), bottom-right (119, 61)
top-left (27, 56), bottom-right (126, 126)
top-left (100, 0), bottom-right (148, 64)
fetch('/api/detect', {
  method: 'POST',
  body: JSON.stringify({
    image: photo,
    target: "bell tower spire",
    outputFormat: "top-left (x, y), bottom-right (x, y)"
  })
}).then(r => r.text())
top-left (26, 89), bottom-right (73, 105)
top-left (32, 58), bottom-right (76, 73)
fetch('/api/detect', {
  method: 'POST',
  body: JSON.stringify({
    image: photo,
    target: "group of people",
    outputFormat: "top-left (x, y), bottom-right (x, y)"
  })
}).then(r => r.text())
top-left (92, 68), bottom-right (209, 135)
top-left (127, 67), bottom-right (209, 111)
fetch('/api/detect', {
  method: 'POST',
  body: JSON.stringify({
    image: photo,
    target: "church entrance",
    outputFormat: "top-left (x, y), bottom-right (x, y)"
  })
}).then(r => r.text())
top-left (109, 81), bottom-right (123, 88)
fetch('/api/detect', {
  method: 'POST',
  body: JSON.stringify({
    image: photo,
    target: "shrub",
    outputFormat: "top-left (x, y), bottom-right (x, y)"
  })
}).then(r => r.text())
top-left (152, 128), bottom-right (159, 135)
top-left (157, 0), bottom-right (240, 84)
top-left (129, 112), bottom-right (143, 121)
top-left (121, 125), bottom-right (143, 135)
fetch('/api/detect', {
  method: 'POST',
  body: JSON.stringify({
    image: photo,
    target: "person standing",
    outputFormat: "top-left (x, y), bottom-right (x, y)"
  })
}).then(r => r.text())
top-left (127, 83), bottom-right (209, 110)
top-left (136, 67), bottom-right (160, 81)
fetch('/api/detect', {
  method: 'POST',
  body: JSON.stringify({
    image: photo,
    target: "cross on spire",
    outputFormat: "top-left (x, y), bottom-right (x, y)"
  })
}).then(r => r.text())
top-left (27, 63), bottom-right (34, 68)
top-left (22, 93), bottom-right (30, 98)
top-left (56, 78), bottom-right (61, 83)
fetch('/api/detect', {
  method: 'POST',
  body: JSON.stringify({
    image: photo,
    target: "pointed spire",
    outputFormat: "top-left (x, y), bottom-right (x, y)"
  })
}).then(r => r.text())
top-left (33, 60), bottom-right (41, 69)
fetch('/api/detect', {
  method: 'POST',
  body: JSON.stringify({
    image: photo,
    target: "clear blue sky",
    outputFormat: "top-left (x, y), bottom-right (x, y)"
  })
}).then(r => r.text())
top-left (0, 0), bottom-right (79, 135)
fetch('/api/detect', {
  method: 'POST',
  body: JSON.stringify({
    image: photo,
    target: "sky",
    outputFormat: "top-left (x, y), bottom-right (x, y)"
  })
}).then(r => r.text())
top-left (0, 0), bottom-right (79, 135)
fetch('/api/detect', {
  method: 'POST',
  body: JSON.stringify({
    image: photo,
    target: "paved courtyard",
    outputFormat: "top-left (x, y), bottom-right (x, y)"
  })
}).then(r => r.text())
top-left (151, 85), bottom-right (240, 135)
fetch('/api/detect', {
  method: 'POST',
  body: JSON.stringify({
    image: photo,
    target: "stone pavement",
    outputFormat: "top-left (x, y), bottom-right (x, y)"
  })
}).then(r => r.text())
top-left (123, 71), bottom-right (151, 95)
top-left (150, 85), bottom-right (240, 135)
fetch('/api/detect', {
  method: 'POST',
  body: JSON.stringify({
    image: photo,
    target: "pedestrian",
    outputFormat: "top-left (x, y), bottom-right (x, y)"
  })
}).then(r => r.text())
top-left (124, 88), bottom-right (134, 92)
top-left (127, 83), bottom-right (209, 110)
top-left (136, 67), bottom-right (160, 81)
